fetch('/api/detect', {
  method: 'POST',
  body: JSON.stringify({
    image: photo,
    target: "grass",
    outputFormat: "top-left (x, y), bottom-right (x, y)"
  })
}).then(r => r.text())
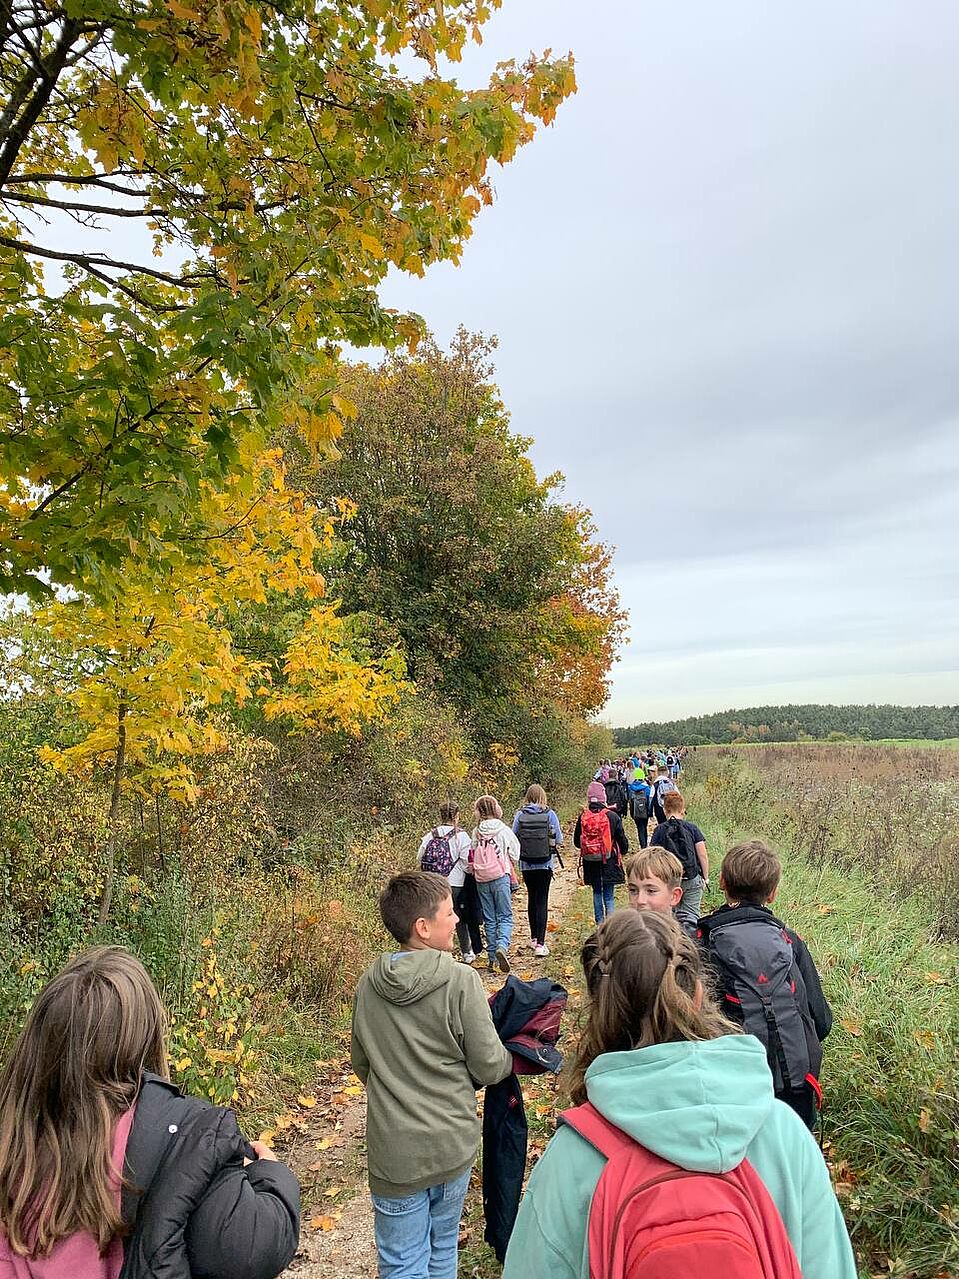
top-left (683, 755), bottom-right (959, 1277)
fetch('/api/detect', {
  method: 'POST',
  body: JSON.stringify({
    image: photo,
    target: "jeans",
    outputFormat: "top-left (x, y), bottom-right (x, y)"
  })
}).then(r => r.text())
top-left (372, 1165), bottom-right (472, 1279)
top-left (476, 874), bottom-right (513, 961)
top-left (592, 883), bottom-right (616, 923)
top-left (677, 874), bottom-right (704, 927)
top-left (522, 868), bottom-right (552, 945)
top-left (451, 881), bottom-right (483, 955)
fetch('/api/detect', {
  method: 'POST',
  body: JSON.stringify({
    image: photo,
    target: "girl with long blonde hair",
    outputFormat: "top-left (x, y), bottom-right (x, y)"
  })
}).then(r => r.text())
top-left (503, 911), bottom-right (856, 1278)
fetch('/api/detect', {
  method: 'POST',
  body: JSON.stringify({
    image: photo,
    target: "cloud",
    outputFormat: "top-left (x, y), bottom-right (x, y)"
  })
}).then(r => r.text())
top-left (381, 1), bottom-right (959, 721)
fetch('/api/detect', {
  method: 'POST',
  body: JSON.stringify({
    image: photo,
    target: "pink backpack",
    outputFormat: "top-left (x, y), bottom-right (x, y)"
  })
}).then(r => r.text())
top-left (561, 1103), bottom-right (802, 1279)
top-left (470, 832), bottom-right (506, 883)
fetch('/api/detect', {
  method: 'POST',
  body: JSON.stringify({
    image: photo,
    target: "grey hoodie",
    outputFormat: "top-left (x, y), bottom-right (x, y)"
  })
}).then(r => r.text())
top-left (351, 949), bottom-right (512, 1196)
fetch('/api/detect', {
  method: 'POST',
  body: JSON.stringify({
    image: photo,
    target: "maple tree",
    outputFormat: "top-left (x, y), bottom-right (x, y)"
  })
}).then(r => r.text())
top-left (0, 0), bottom-right (575, 597)
top-left (6, 448), bottom-right (403, 921)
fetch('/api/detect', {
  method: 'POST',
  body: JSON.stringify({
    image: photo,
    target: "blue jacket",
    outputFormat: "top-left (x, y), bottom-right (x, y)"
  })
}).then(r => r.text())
top-left (512, 804), bottom-right (563, 871)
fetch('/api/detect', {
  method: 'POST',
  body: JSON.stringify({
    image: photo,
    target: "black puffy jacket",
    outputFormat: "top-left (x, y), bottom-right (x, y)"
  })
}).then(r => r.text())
top-left (119, 1074), bottom-right (300, 1279)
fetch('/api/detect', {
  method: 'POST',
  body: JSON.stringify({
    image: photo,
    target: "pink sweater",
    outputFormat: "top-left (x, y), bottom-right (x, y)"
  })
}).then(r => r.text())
top-left (0, 1106), bottom-right (136, 1279)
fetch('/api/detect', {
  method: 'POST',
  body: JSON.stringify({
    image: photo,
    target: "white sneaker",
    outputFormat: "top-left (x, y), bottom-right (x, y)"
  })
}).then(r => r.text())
top-left (461, 951), bottom-right (476, 964)
top-left (527, 940), bottom-right (538, 951)
top-left (534, 944), bottom-right (550, 958)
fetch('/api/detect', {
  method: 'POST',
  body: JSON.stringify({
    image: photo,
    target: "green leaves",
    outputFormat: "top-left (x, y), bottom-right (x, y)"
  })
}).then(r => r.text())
top-left (0, 0), bottom-right (576, 599)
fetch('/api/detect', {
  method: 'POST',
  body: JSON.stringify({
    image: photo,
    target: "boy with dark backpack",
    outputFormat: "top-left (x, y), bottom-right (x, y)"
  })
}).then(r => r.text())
top-left (649, 790), bottom-right (709, 927)
top-left (697, 841), bottom-right (833, 1131)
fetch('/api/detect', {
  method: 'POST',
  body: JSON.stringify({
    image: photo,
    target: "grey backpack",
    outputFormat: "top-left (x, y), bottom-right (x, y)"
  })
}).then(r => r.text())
top-left (703, 914), bottom-right (822, 1093)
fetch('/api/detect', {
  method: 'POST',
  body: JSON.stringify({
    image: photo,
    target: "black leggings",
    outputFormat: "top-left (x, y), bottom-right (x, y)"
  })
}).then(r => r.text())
top-left (633, 815), bottom-right (648, 848)
top-left (452, 880), bottom-right (484, 955)
top-left (522, 868), bottom-right (553, 945)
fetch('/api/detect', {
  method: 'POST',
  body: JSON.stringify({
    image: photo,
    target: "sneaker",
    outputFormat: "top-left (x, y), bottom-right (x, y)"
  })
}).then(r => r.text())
top-left (495, 947), bottom-right (512, 974)
top-left (527, 940), bottom-right (538, 952)
top-left (461, 951), bottom-right (476, 964)
top-left (534, 943), bottom-right (550, 958)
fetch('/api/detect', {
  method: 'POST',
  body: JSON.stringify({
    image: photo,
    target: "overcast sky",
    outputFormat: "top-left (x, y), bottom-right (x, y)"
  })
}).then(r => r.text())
top-left (379, 0), bottom-right (959, 725)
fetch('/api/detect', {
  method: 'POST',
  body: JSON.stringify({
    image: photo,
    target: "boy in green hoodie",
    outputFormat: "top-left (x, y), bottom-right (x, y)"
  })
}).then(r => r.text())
top-left (351, 870), bottom-right (512, 1279)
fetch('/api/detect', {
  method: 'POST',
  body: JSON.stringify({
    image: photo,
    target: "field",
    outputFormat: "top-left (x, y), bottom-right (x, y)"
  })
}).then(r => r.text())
top-left (687, 743), bottom-right (959, 1276)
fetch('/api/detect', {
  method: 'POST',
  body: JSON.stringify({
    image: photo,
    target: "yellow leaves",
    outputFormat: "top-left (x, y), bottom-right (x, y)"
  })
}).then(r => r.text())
top-left (924, 971), bottom-right (948, 985)
top-left (914, 1030), bottom-right (936, 1051)
top-left (918, 1108), bottom-right (931, 1133)
top-left (297, 1095), bottom-right (317, 1109)
top-left (358, 232), bottom-right (385, 258)
top-left (166, 0), bottom-right (200, 19)
top-left (839, 1017), bottom-right (863, 1037)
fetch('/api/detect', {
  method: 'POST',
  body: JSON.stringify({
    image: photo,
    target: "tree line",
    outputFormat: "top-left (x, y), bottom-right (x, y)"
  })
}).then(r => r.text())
top-left (614, 704), bottom-right (959, 746)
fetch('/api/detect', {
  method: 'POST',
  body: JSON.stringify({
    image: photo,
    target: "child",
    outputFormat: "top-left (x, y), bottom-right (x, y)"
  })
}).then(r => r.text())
top-left (647, 765), bottom-right (676, 823)
top-left (626, 846), bottom-right (690, 933)
top-left (649, 790), bottom-right (709, 926)
top-left (472, 794), bottom-right (521, 973)
top-left (0, 946), bottom-right (299, 1279)
top-left (417, 800), bottom-right (483, 962)
top-left (573, 781), bottom-right (629, 924)
top-left (511, 784), bottom-right (564, 958)
top-left (626, 768), bottom-right (652, 848)
top-left (351, 871), bottom-right (512, 1279)
top-left (502, 910), bottom-right (857, 1279)
top-left (697, 840), bottom-right (833, 1131)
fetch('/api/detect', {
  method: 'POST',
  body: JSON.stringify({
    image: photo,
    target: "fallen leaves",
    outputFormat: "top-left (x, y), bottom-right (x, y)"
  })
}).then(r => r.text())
top-left (839, 1017), bottom-right (863, 1037)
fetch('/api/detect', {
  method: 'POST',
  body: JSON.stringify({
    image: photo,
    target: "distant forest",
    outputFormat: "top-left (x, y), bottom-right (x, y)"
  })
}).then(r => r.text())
top-left (613, 704), bottom-right (959, 746)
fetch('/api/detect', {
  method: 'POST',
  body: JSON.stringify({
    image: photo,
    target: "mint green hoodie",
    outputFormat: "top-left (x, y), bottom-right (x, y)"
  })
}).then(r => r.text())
top-left (502, 1036), bottom-right (856, 1279)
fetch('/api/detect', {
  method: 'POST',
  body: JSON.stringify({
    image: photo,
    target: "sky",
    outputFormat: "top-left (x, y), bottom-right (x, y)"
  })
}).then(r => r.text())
top-left (376, 0), bottom-right (959, 725)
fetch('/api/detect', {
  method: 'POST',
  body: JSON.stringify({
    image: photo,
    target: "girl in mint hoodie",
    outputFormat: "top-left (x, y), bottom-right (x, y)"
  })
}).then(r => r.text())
top-left (503, 910), bottom-right (857, 1279)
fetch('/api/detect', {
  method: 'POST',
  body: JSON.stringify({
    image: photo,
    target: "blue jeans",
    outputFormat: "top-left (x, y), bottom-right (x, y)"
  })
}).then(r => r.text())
top-left (592, 883), bottom-right (616, 923)
top-left (476, 874), bottom-right (513, 961)
top-left (372, 1165), bottom-right (472, 1279)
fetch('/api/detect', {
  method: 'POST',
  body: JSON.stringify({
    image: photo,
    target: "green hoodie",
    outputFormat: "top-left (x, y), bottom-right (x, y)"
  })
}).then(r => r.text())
top-left (502, 1036), bottom-right (856, 1279)
top-left (351, 949), bottom-right (511, 1197)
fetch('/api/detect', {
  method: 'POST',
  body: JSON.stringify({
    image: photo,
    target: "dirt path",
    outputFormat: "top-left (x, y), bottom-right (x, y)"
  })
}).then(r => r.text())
top-left (282, 860), bottom-right (584, 1278)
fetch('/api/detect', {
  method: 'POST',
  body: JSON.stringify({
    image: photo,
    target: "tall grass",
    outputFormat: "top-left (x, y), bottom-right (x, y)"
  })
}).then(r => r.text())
top-left (685, 750), bottom-right (959, 1277)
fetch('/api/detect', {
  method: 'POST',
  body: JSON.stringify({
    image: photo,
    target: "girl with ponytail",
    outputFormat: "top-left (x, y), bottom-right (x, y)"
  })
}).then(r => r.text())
top-left (503, 911), bottom-right (856, 1279)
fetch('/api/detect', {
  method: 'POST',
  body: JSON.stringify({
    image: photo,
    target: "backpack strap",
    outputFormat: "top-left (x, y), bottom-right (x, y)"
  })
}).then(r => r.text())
top-left (559, 1102), bottom-right (651, 1163)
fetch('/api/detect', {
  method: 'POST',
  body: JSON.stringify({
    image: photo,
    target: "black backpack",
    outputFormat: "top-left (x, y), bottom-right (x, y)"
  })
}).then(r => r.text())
top-left (515, 809), bottom-right (552, 863)
top-left (700, 913), bottom-right (822, 1094)
top-left (654, 817), bottom-right (699, 880)
top-left (603, 779), bottom-right (628, 816)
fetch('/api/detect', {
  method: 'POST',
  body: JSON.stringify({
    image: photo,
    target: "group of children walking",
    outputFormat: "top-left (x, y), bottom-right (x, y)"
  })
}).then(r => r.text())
top-left (416, 786), bottom-right (564, 969)
top-left (0, 768), bottom-right (853, 1279)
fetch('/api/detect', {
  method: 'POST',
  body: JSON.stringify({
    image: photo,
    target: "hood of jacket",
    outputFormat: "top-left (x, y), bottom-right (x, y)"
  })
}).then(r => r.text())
top-left (367, 949), bottom-right (454, 1006)
top-left (478, 817), bottom-right (512, 839)
top-left (583, 1035), bottom-right (776, 1173)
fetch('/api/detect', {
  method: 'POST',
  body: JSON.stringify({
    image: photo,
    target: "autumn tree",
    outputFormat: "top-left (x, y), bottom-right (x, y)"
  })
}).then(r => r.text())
top-left (0, 0), bottom-right (576, 598)
top-left (308, 330), bottom-right (625, 769)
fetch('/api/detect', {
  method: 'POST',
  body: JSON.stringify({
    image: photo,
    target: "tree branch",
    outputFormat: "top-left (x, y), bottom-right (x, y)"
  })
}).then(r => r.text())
top-left (0, 15), bottom-right (83, 186)
top-left (0, 233), bottom-right (208, 287)
top-left (1, 188), bottom-right (165, 217)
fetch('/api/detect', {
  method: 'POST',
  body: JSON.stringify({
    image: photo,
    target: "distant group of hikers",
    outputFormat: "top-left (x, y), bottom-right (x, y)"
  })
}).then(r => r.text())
top-left (0, 753), bottom-right (855, 1279)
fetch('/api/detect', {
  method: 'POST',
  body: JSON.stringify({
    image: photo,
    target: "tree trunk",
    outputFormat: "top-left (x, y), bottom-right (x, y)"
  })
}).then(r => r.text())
top-left (97, 701), bottom-right (127, 927)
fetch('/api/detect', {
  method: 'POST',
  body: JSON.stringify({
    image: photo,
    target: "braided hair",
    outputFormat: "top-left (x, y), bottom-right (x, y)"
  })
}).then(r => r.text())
top-left (568, 910), bottom-right (737, 1105)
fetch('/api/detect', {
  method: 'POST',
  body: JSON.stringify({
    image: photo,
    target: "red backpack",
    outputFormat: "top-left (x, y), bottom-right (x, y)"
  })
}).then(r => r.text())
top-left (561, 1103), bottom-right (802, 1279)
top-left (580, 806), bottom-right (613, 862)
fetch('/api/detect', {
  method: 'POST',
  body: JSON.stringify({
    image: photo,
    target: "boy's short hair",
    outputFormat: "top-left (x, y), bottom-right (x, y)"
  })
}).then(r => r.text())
top-left (626, 847), bottom-right (683, 889)
top-left (662, 790), bottom-right (685, 816)
top-left (379, 871), bottom-right (451, 945)
top-left (721, 840), bottom-right (782, 903)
